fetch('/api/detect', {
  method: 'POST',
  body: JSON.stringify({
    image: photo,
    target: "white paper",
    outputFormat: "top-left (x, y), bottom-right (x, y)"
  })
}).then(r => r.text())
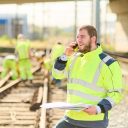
top-left (40, 102), bottom-right (91, 110)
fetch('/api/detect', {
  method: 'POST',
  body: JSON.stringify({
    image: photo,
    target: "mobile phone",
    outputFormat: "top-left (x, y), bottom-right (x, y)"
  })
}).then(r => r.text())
top-left (73, 43), bottom-right (78, 49)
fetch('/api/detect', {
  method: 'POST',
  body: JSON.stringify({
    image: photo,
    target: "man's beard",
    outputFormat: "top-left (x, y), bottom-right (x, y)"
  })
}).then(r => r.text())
top-left (78, 42), bottom-right (91, 54)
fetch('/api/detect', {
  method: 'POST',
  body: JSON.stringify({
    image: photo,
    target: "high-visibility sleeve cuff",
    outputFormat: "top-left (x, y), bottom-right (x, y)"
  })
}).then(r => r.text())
top-left (60, 54), bottom-right (68, 61)
top-left (96, 105), bottom-right (101, 114)
top-left (105, 97), bottom-right (115, 107)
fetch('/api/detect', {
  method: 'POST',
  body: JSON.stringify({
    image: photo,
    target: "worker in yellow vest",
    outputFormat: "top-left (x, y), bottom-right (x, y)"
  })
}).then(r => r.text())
top-left (15, 34), bottom-right (33, 80)
top-left (44, 42), bottom-right (64, 70)
top-left (51, 42), bottom-right (65, 63)
top-left (52, 25), bottom-right (123, 128)
top-left (44, 42), bottom-right (64, 86)
top-left (1, 55), bottom-right (18, 80)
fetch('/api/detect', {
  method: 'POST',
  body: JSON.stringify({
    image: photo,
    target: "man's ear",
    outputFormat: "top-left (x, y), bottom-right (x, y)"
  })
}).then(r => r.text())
top-left (91, 36), bottom-right (96, 44)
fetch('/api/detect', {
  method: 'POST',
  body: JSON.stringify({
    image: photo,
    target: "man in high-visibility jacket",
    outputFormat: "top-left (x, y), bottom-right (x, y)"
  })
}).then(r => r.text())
top-left (1, 55), bottom-right (18, 80)
top-left (15, 34), bottom-right (33, 80)
top-left (52, 25), bottom-right (123, 128)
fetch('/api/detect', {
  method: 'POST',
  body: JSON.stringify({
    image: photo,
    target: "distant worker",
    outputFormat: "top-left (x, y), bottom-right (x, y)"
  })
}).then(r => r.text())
top-left (44, 42), bottom-right (64, 86)
top-left (1, 55), bottom-right (18, 80)
top-left (52, 25), bottom-right (123, 128)
top-left (44, 42), bottom-right (64, 71)
top-left (51, 42), bottom-right (65, 63)
top-left (15, 34), bottom-right (33, 80)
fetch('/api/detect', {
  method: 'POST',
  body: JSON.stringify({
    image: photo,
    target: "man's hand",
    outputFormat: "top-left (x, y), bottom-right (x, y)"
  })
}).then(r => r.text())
top-left (83, 106), bottom-right (97, 115)
top-left (64, 42), bottom-right (77, 56)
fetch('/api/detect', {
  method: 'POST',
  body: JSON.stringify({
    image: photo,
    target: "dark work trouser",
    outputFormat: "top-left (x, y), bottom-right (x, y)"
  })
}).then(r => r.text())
top-left (54, 119), bottom-right (89, 128)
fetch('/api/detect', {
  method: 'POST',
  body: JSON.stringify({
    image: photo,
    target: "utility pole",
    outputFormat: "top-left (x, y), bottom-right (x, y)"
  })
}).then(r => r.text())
top-left (74, 0), bottom-right (77, 39)
top-left (92, 0), bottom-right (100, 44)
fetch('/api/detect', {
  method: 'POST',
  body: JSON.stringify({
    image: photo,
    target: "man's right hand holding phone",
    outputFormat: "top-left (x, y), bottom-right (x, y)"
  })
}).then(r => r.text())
top-left (64, 42), bottom-right (78, 56)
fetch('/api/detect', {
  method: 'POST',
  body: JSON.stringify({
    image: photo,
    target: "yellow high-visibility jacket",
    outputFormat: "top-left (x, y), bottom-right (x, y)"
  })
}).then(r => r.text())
top-left (52, 46), bottom-right (123, 128)
top-left (16, 40), bottom-right (30, 59)
top-left (44, 43), bottom-right (64, 71)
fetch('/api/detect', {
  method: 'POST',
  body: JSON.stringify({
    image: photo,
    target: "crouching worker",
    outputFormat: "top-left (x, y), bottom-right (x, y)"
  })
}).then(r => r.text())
top-left (1, 55), bottom-right (18, 80)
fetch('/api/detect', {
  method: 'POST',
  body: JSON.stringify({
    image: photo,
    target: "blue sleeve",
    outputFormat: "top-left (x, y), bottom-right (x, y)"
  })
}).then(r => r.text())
top-left (98, 99), bottom-right (112, 113)
top-left (54, 57), bottom-right (67, 70)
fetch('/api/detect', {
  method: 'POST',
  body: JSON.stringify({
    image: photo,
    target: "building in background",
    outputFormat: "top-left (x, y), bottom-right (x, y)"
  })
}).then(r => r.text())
top-left (0, 14), bottom-right (27, 38)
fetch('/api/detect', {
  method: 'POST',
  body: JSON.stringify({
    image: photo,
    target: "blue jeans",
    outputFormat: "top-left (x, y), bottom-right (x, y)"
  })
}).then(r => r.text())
top-left (54, 119), bottom-right (88, 128)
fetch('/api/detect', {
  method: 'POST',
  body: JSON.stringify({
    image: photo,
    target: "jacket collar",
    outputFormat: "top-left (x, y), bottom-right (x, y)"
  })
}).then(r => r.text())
top-left (77, 46), bottom-right (103, 60)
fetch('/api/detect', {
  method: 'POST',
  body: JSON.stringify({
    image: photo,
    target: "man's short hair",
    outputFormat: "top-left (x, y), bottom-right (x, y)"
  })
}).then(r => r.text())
top-left (17, 33), bottom-right (24, 39)
top-left (79, 25), bottom-right (97, 40)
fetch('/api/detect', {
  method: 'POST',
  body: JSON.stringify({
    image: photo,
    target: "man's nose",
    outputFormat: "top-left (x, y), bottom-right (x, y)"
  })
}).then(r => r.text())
top-left (77, 37), bottom-right (82, 42)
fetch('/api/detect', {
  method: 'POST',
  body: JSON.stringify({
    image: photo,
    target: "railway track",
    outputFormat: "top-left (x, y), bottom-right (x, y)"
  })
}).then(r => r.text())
top-left (0, 70), bottom-right (66, 128)
top-left (0, 51), bottom-right (67, 128)
top-left (0, 57), bottom-right (45, 128)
